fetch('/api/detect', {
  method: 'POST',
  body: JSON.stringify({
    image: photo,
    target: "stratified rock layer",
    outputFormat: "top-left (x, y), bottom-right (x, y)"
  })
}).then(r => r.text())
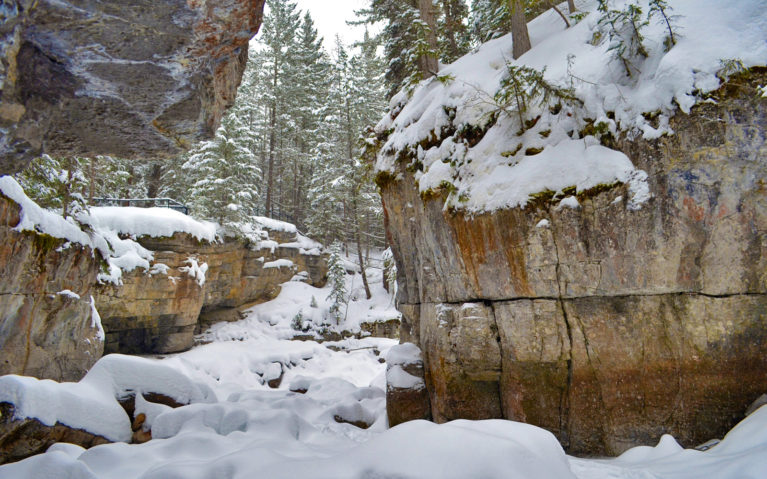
top-left (96, 228), bottom-right (328, 355)
top-left (0, 195), bottom-right (103, 382)
top-left (0, 0), bottom-right (266, 173)
top-left (381, 72), bottom-right (767, 455)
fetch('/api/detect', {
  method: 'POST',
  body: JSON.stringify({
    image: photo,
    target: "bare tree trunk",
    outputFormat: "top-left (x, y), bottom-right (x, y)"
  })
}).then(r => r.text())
top-left (417, 0), bottom-right (440, 77)
top-left (88, 158), bottom-right (95, 205)
top-left (146, 162), bottom-right (163, 198)
top-left (509, 0), bottom-right (532, 59)
top-left (549, 2), bottom-right (570, 28)
top-left (568, 0), bottom-right (576, 13)
top-left (353, 195), bottom-right (372, 300)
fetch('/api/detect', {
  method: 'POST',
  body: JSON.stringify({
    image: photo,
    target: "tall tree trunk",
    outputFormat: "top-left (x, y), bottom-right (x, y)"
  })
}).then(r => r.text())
top-left (266, 104), bottom-right (276, 217)
top-left (509, 0), bottom-right (532, 59)
top-left (146, 162), bottom-right (163, 198)
top-left (568, 0), bottom-right (576, 13)
top-left (353, 195), bottom-right (372, 300)
top-left (417, 0), bottom-right (440, 77)
top-left (266, 59), bottom-right (278, 218)
top-left (88, 158), bottom-right (95, 205)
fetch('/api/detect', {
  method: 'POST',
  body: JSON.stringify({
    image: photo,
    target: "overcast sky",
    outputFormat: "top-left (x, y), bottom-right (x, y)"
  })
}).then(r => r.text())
top-left (293, 0), bottom-right (373, 48)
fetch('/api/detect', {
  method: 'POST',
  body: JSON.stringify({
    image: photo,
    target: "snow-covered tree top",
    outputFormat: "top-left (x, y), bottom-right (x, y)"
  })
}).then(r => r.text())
top-left (375, 0), bottom-right (766, 213)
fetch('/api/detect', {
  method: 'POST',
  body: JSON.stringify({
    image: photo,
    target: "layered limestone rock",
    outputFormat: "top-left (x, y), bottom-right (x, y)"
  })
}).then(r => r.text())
top-left (0, 195), bottom-right (103, 382)
top-left (96, 228), bottom-right (328, 355)
top-left (0, 0), bottom-right (266, 173)
top-left (382, 72), bottom-right (767, 454)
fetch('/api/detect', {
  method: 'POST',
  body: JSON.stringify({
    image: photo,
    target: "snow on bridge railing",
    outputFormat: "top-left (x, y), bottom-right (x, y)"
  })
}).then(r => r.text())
top-left (91, 197), bottom-right (189, 215)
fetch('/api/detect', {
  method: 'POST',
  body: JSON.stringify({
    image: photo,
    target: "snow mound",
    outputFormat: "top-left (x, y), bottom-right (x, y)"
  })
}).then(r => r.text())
top-left (0, 355), bottom-right (214, 442)
top-left (376, 0), bottom-right (767, 212)
top-left (254, 216), bottom-right (297, 233)
top-left (386, 342), bottom-right (423, 366)
top-left (86, 206), bottom-right (218, 242)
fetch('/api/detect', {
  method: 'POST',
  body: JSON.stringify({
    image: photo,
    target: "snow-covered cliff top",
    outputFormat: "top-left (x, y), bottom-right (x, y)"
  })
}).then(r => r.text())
top-left (86, 206), bottom-right (218, 242)
top-left (375, 0), bottom-right (766, 212)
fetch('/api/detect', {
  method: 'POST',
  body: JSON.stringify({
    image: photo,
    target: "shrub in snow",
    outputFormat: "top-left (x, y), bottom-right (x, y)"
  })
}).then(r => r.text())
top-left (291, 310), bottom-right (305, 331)
top-left (325, 242), bottom-right (348, 325)
top-left (494, 64), bottom-right (580, 132)
top-left (596, 0), bottom-right (649, 78)
top-left (647, 0), bottom-right (679, 51)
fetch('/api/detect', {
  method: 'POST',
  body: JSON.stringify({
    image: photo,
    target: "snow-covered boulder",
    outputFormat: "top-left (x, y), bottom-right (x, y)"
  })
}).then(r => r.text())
top-left (0, 354), bottom-right (214, 464)
top-left (386, 343), bottom-right (431, 427)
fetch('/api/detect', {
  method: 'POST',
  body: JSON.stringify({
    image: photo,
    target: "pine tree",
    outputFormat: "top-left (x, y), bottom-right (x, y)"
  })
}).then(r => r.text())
top-left (509, 0), bottom-right (532, 59)
top-left (16, 155), bottom-right (88, 218)
top-left (281, 11), bottom-right (332, 228)
top-left (259, 0), bottom-right (301, 218)
top-left (183, 104), bottom-right (260, 230)
top-left (438, 0), bottom-right (471, 63)
top-left (597, 0), bottom-right (649, 78)
top-left (354, 0), bottom-right (429, 97)
top-left (470, 0), bottom-right (512, 43)
top-left (325, 241), bottom-right (348, 325)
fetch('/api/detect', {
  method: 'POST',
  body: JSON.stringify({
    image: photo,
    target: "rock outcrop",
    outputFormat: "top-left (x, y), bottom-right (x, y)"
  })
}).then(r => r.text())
top-left (381, 72), bottom-right (767, 454)
top-left (386, 343), bottom-right (431, 427)
top-left (0, 0), bottom-right (266, 173)
top-left (0, 195), bottom-right (103, 382)
top-left (0, 402), bottom-right (110, 465)
top-left (96, 227), bottom-right (328, 355)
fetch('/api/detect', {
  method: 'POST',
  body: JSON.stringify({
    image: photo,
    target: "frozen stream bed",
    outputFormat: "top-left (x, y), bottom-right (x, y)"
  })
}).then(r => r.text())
top-left (1, 282), bottom-right (765, 478)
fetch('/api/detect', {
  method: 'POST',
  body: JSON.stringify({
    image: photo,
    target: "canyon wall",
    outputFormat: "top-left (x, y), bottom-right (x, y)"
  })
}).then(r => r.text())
top-left (96, 228), bottom-right (328, 355)
top-left (0, 192), bottom-right (328, 377)
top-left (0, 195), bottom-right (103, 382)
top-left (382, 72), bottom-right (767, 455)
top-left (0, 0), bottom-right (266, 173)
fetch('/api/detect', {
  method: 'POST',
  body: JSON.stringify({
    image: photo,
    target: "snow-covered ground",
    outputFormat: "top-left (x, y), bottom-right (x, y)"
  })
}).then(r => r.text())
top-left (1, 272), bottom-right (766, 478)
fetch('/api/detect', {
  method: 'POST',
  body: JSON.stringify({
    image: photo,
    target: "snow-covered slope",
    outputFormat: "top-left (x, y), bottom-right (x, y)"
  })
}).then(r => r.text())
top-left (375, 0), bottom-right (767, 212)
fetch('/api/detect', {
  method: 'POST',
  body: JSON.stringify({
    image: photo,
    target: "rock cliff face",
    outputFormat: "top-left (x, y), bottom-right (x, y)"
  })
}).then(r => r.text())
top-left (0, 0), bottom-right (266, 173)
top-left (0, 195), bottom-right (103, 382)
top-left (96, 228), bottom-right (328, 355)
top-left (382, 72), bottom-right (767, 455)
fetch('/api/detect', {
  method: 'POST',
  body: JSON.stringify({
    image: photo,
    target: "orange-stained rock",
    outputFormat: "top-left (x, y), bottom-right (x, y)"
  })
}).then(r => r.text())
top-left (380, 71), bottom-right (767, 454)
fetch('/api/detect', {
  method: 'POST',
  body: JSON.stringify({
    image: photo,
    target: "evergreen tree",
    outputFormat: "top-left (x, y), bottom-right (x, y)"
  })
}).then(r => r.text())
top-left (437, 0), bottom-right (471, 63)
top-left (470, 0), bottom-right (512, 43)
top-left (597, 0), bottom-right (649, 78)
top-left (325, 241), bottom-right (348, 325)
top-left (258, 0), bottom-right (301, 218)
top-left (16, 155), bottom-right (88, 218)
top-left (281, 12), bottom-right (332, 227)
top-left (183, 105), bottom-right (261, 230)
top-left (354, 0), bottom-right (433, 97)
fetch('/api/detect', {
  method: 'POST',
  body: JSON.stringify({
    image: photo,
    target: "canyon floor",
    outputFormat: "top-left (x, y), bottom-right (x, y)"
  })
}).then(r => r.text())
top-left (1, 268), bottom-right (764, 479)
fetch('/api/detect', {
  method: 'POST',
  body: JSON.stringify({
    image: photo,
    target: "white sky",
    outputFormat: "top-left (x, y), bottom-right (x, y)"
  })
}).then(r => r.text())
top-left (293, 0), bottom-right (373, 48)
